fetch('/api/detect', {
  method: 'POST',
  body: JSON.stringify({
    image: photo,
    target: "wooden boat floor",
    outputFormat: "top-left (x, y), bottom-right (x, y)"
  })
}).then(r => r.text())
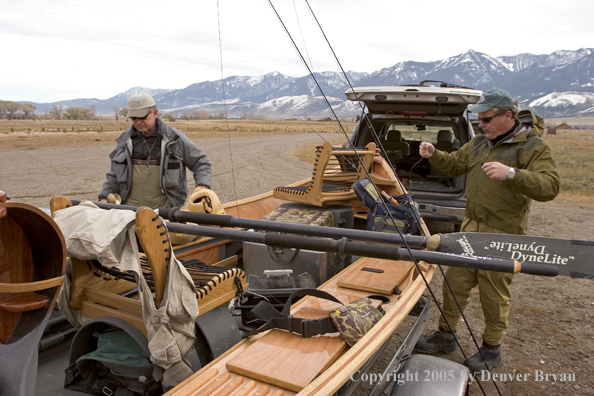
top-left (167, 257), bottom-right (418, 396)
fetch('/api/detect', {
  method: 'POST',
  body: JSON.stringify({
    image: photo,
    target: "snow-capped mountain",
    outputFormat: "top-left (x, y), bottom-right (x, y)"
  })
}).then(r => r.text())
top-left (528, 92), bottom-right (594, 117)
top-left (21, 48), bottom-right (594, 118)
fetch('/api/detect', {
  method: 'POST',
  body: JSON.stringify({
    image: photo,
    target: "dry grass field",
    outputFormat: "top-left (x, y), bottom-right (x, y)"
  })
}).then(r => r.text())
top-left (546, 135), bottom-right (594, 199)
top-left (546, 116), bottom-right (594, 128)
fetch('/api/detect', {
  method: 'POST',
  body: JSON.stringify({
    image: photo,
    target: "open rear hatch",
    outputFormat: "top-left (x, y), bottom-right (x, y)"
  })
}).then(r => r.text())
top-left (345, 83), bottom-right (481, 116)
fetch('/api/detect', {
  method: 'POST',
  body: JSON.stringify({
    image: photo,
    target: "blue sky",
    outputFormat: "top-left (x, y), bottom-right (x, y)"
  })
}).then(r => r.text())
top-left (1, 0), bottom-right (592, 103)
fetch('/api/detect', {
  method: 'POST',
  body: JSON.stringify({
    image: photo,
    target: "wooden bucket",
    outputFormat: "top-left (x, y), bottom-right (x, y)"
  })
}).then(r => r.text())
top-left (0, 202), bottom-right (66, 344)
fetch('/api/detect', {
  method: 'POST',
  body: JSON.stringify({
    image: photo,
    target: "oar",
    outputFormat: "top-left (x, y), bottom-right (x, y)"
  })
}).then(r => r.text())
top-left (68, 200), bottom-right (593, 279)
top-left (434, 232), bottom-right (594, 280)
top-left (162, 221), bottom-right (558, 278)
top-left (69, 200), bottom-right (431, 248)
top-left (163, 207), bottom-right (592, 279)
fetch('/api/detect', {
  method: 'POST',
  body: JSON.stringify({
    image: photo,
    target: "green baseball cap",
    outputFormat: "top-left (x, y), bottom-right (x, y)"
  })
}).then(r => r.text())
top-left (468, 89), bottom-right (514, 113)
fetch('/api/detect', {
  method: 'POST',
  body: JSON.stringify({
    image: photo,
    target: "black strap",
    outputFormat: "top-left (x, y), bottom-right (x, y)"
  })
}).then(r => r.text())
top-left (279, 289), bottom-right (342, 316)
top-left (248, 289), bottom-right (343, 338)
top-left (65, 361), bottom-right (159, 396)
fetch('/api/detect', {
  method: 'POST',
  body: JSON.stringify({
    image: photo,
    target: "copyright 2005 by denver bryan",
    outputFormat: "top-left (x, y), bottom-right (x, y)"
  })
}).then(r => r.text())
top-left (350, 368), bottom-right (576, 387)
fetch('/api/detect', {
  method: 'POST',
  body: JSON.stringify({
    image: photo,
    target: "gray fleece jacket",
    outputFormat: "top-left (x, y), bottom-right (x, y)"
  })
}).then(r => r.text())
top-left (98, 118), bottom-right (211, 208)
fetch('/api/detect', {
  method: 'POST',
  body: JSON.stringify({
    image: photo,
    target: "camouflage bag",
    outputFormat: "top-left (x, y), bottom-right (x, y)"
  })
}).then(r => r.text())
top-left (247, 290), bottom-right (384, 346)
top-left (329, 298), bottom-right (384, 346)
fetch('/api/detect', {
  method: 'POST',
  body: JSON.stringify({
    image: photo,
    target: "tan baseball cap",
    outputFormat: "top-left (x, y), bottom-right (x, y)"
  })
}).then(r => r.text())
top-left (127, 93), bottom-right (156, 117)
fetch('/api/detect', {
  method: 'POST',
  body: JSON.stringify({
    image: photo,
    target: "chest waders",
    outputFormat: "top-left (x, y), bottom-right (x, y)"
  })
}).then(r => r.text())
top-left (125, 161), bottom-right (171, 209)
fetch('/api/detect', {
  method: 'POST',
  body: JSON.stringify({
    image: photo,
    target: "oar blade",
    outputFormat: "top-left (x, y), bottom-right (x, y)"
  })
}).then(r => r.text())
top-left (437, 233), bottom-right (594, 280)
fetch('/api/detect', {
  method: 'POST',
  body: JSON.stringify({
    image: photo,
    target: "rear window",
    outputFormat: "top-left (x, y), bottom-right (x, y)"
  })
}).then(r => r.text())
top-left (379, 122), bottom-right (457, 145)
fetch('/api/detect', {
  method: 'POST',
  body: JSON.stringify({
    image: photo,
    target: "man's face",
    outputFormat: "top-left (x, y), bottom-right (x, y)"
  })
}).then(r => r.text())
top-left (477, 109), bottom-right (513, 140)
top-left (132, 109), bottom-right (158, 136)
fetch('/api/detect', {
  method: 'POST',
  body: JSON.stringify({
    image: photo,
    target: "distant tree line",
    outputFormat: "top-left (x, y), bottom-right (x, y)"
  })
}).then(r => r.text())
top-left (0, 101), bottom-right (37, 119)
top-left (162, 109), bottom-right (232, 121)
top-left (160, 110), bottom-right (273, 121)
top-left (112, 106), bottom-right (129, 121)
top-left (0, 101), bottom-right (102, 120)
top-left (48, 104), bottom-right (98, 120)
top-left (241, 113), bottom-right (269, 120)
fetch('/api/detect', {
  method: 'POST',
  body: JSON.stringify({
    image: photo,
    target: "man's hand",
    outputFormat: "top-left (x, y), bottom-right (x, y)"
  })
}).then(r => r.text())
top-left (419, 142), bottom-right (435, 158)
top-left (482, 162), bottom-right (512, 181)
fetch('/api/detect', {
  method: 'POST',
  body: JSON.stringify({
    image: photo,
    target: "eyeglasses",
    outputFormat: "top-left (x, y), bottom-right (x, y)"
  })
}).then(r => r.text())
top-left (477, 112), bottom-right (506, 124)
top-left (130, 112), bottom-right (152, 121)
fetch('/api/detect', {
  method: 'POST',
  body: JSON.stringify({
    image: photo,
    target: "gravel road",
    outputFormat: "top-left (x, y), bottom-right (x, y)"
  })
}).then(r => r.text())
top-left (0, 132), bottom-right (338, 208)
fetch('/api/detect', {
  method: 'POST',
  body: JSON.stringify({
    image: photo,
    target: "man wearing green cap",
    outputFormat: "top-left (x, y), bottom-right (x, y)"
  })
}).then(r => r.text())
top-left (414, 89), bottom-right (560, 371)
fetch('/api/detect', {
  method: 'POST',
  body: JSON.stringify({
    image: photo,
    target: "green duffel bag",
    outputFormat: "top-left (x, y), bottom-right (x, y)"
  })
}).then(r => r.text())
top-left (65, 317), bottom-right (163, 396)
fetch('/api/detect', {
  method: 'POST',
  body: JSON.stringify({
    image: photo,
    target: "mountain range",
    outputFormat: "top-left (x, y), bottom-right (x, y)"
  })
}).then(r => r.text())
top-left (22, 48), bottom-right (594, 119)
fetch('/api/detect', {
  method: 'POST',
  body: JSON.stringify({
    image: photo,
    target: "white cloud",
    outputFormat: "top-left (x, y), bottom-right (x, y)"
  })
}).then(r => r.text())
top-left (1, 0), bottom-right (593, 102)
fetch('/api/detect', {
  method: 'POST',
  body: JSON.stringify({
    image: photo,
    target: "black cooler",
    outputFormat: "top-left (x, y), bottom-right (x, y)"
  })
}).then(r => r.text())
top-left (239, 203), bottom-right (354, 327)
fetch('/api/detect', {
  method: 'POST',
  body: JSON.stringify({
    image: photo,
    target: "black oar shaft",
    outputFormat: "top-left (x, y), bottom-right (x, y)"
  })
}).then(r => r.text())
top-left (165, 222), bottom-right (558, 277)
top-left (69, 200), bottom-right (561, 278)
top-left (71, 200), bottom-right (431, 248)
top-left (167, 208), bottom-right (430, 248)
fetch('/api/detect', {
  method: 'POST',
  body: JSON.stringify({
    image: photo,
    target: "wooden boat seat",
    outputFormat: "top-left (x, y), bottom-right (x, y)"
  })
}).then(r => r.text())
top-left (78, 255), bottom-right (247, 336)
top-left (49, 196), bottom-right (247, 335)
top-left (223, 286), bottom-right (401, 394)
top-left (0, 293), bottom-right (49, 312)
top-left (224, 292), bottom-right (375, 392)
top-left (273, 141), bottom-right (377, 207)
top-left (134, 207), bottom-right (247, 310)
top-left (0, 291), bottom-right (51, 345)
top-left (337, 259), bottom-right (413, 295)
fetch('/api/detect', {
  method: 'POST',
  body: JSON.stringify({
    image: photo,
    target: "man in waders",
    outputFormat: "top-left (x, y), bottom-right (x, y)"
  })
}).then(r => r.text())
top-left (98, 93), bottom-right (211, 209)
top-left (413, 89), bottom-right (560, 371)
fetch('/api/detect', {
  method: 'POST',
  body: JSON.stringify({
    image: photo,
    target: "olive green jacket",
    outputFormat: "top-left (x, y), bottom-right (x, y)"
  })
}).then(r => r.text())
top-left (429, 115), bottom-right (560, 235)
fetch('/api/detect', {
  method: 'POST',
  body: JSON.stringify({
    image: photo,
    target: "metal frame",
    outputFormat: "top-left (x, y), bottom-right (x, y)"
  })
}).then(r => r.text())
top-left (335, 296), bottom-right (432, 396)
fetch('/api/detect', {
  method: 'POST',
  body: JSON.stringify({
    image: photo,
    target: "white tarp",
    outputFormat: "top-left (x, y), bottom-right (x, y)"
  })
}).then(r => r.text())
top-left (53, 201), bottom-right (199, 386)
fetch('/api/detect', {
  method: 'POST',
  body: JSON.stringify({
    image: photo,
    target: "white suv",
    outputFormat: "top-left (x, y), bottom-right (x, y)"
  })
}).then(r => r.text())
top-left (346, 81), bottom-right (482, 229)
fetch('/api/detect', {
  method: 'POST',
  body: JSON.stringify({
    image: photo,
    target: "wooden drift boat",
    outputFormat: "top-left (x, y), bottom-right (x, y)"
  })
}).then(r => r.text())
top-left (58, 139), bottom-right (561, 396)
top-left (166, 259), bottom-right (434, 396)
top-left (157, 149), bottom-right (437, 396)
top-left (53, 140), bottom-right (564, 396)
top-left (36, 124), bottom-right (569, 396)
top-left (0, 193), bottom-right (66, 395)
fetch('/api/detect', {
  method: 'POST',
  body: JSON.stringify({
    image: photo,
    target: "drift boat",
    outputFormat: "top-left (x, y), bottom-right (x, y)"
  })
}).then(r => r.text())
top-left (0, 193), bottom-right (66, 396)
top-left (152, 139), bottom-right (563, 396)
top-left (55, 142), bottom-right (439, 396)
top-left (33, 133), bottom-right (563, 396)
